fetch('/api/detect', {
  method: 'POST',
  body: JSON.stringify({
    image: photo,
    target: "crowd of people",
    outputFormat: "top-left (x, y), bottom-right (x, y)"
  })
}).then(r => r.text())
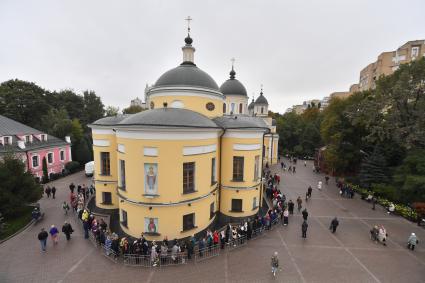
top-left (35, 158), bottom-right (421, 275)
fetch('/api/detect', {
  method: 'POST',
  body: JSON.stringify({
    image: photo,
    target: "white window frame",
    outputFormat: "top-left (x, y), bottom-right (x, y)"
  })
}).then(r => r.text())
top-left (32, 154), bottom-right (40, 168)
top-left (59, 150), bottom-right (65, 161)
top-left (47, 152), bottom-right (54, 164)
top-left (411, 46), bottom-right (419, 58)
top-left (40, 134), bottom-right (47, 141)
top-left (2, 136), bottom-right (12, 145)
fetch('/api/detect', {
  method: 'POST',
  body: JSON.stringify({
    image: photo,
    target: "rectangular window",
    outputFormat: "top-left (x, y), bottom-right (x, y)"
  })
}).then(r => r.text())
top-left (210, 202), bottom-right (215, 219)
top-left (232, 156), bottom-right (244, 181)
top-left (211, 157), bottom-right (216, 185)
top-left (411, 46), bottom-right (419, 57)
top-left (3, 137), bottom-right (10, 145)
top-left (100, 152), bottom-right (111, 175)
top-left (239, 103), bottom-right (243, 114)
top-left (25, 136), bottom-right (30, 143)
top-left (60, 150), bottom-right (65, 161)
top-left (231, 199), bottom-right (243, 212)
top-left (47, 153), bottom-right (53, 164)
top-left (253, 197), bottom-right (257, 209)
top-left (119, 159), bottom-right (126, 190)
top-left (102, 192), bottom-right (112, 204)
top-left (183, 213), bottom-right (195, 231)
top-left (183, 162), bottom-right (195, 194)
top-left (254, 155), bottom-right (260, 180)
top-left (41, 134), bottom-right (46, 141)
top-left (32, 156), bottom-right (39, 168)
top-left (121, 209), bottom-right (128, 228)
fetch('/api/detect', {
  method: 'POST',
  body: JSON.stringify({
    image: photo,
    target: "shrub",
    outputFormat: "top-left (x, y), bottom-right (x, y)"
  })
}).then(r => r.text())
top-left (65, 161), bottom-right (81, 173)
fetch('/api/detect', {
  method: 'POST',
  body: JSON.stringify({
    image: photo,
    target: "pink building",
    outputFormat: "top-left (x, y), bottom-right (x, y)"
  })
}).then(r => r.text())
top-left (0, 115), bottom-right (72, 181)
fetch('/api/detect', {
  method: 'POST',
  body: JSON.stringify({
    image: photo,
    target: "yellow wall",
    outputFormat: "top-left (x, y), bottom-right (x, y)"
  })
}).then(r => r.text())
top-left (119, 193), bottom-right (218, 240)
top-left (93, 132), bottom-right (119, 209)
top-left (149, 95), bottom-right (224, 118)
top-left (220, 137), bottom-right (262, 218)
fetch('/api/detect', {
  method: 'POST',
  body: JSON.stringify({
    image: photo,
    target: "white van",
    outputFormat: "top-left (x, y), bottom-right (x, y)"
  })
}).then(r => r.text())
top-left (85, 161), bottom-right (94, 177)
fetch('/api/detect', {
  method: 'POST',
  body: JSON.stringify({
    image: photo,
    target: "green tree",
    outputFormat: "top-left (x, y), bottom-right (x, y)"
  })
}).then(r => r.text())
top-left (45, 90), bottom-right (84, 122)
top-left (358, 146), bottom-right (389, 188)
top-left (122, 105), bottom-right (144, 114)
top-left (72, 137), bottom-right (92, 165)
top-left (392, 149), bottom-right (425, 203)
top-left (82, 90), bottom-right (105, 126)
top-left (39, 108), bottom-right (73, 139)
top-left (70, 119), bottom-right (84, 143)
top-left (0, 79), bottom-right (50, 129)
top-left (0, 154), bottom-right (42, 218)
top-left (42, 157), bottom-right (48, 183)
top-left (105, 106), bottom-right (120, 116)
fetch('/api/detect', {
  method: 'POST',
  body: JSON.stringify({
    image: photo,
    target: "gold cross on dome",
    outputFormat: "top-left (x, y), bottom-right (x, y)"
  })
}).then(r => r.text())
top-left (185, 16), bottom-right (192, 33)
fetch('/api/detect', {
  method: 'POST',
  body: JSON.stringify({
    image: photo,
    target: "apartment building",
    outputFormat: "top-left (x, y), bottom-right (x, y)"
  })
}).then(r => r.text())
top-left (359, 40), bottom-right (425, 91)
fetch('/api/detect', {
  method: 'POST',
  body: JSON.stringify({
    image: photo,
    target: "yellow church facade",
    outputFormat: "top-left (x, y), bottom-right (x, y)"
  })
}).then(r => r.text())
top-left (89, 30), bottom-right (279, 240)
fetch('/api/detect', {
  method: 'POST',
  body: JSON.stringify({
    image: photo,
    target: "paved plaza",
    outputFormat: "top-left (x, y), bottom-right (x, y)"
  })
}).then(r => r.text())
top-left (0, 160), bottom-right (424, 283)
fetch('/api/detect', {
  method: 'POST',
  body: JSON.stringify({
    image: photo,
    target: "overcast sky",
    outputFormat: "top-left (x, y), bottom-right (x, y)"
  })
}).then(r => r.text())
top-left (1, 0), bottom-right (424, 113)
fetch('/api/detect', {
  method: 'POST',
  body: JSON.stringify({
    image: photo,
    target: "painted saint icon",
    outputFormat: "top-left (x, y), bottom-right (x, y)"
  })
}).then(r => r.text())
top-left (144, 163), bottom-right (158, 195)
top-left (145, 217), bottom-right (158, 233)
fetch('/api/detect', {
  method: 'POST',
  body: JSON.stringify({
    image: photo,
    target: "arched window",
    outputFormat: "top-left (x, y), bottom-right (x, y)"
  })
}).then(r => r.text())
top-left (223, 103), bottom-right (226, 113)
top-left (261, 107), bottom-right (264, 114)
top-left (239, 103), bottom-right (243, 114)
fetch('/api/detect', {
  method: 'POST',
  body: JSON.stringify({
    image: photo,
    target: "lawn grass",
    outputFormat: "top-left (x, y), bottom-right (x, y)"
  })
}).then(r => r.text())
top-left (0, 206), bottom-right (33, 240)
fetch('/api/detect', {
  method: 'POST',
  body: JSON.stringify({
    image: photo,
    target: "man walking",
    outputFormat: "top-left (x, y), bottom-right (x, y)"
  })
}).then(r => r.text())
top-left (301, 220), bottom-right (308, 238)
top-left (62, 221), bottom-right (74, 240)
top-left (69, 183), bottom-right (75, 193)
top-left (45, 186), bottom-right (51, 198)
top-left (329, 217), bottom-right (339, 233)
top-left (51, 186), bottom-right (56, 199)
top-left (38, 228), bottom-right (49, 252)
top-left (296, 197), bottom-right (302, 212)
top-left (271, 251), bottom-right (279, 277)
top-left (372, 196), bottom-right (377, 210)
top-left (302, 208), bottom-right (309, 221)
top-left (288, 200), bottom-right (294, 215)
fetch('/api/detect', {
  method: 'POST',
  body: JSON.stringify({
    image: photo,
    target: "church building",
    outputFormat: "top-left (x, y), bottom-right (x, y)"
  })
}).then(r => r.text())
top-left (89, 26), bottom-right (279, 240)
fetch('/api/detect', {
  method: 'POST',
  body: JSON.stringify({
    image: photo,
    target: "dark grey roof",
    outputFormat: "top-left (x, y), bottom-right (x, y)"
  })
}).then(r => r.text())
top-left (92, 114), bottom-right (131, 125)
top-left (0, 115), bottom-right (68, 153)
top-left (213, 115), bottom-right (269, 129)
top-left (0, 115), bottom-right (43, 136)
top-left (220, 79), bottom-right (247, 97)
top-left (117, 108), bottom-right (218, 128)
top-left (255, 93), bottom-right (268, 105)
top-left (154, 63), bottom-right (220, 91)
top-left (248, 99), bottom-right (255, 109)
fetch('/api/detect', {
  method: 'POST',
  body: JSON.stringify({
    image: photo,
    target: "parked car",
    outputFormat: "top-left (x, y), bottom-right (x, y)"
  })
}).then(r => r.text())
top-left (85, 161), bottom-right (94, 177)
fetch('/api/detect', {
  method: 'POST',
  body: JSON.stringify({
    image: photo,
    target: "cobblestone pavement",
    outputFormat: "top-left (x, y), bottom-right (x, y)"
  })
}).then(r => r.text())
top-left (1, 160), bottom-right (424, 283)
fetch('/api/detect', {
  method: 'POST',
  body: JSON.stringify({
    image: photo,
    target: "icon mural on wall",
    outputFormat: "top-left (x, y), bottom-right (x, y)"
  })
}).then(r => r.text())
top-left (144, 163), bottom-right (158, 195)
top-left (145, 217), bottom-right (158, 233)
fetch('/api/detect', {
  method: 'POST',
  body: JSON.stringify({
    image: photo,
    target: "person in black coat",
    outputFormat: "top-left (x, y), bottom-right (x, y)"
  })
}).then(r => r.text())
top-left (302, 209), bottom-right (309, 221)
top-left (288, 200), bottom-right (294, 214)
top-left (51, 186), bottom-right (56, 199)
top-left (38, 228), bottom-right (49, 251)
top-left (62, 221), bottom-right (74, 240)
top-left (329, 217), bottom-right (339, 233)
top-left (69, 183), bottom-right (75, 193)
top-left (301, 221), bottom-right (308, 238)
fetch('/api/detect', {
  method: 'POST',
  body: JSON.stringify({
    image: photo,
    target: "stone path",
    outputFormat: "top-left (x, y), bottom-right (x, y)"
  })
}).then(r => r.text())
top-left (0, 160), bottom-right (424, 283)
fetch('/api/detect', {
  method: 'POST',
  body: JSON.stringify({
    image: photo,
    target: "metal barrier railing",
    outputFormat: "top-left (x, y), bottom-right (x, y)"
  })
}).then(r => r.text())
top-left (194, 244), bottom-right (221, 262)
top-left (250, 227), bottom-right (265, 239)
top-left (227, 235), bottom-right (247, 251)
top-left (101, 244), bottom-right (118, 263)
top-left (123, 252), bottom-right (187, 267)
top-left (89, 231), bottom-right (99, 247)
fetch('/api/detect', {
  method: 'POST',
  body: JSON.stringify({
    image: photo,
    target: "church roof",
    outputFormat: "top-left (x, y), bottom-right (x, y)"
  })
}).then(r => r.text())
top-left (213, 115), bottom-right (269, 129)
top-left (92, 114), bottom-right (131, 125)
top-left (117, 108), bottom-right (218, 128)
top-left (255, 92), bottom-right (268, 105)
top-left (154, 64), bottom-right (220, 91)
top-left (219, 67), bottom-right (247, 97)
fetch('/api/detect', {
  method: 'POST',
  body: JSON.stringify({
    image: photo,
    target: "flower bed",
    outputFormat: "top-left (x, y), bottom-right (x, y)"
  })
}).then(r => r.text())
top-left (347, 183), bottom-right (418, 221)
